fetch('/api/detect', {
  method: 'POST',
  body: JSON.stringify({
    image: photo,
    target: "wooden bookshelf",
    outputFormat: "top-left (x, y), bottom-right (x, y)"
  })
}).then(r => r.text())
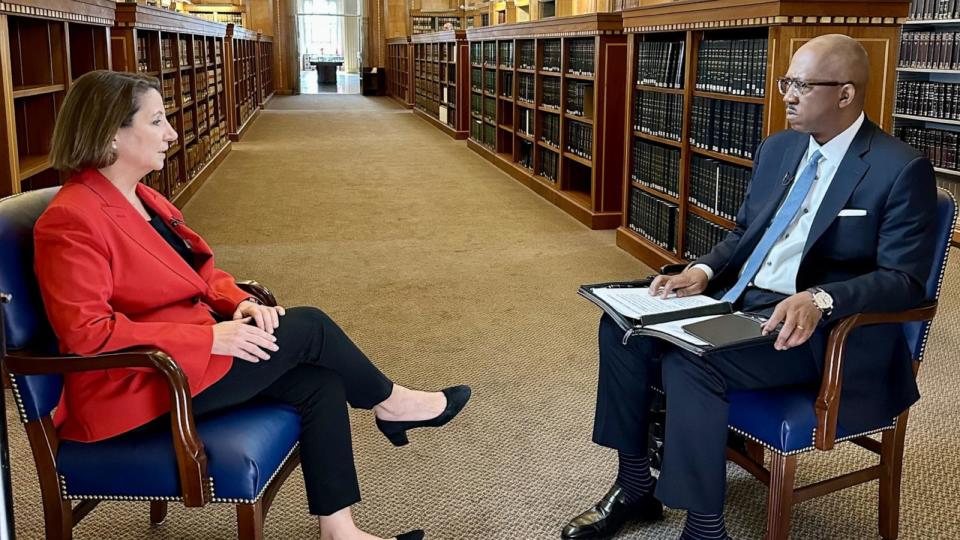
top-left (412, 31), bottom-right (469, 139)
top-left (225, 23), bottom-right (260, 142)
top-left (895, 4), bottom-right (960, 246)
top-left (112, 3), bottom-right (230, 208)
top-left (617, 0), bottom-right (909, 269)
top-left (387, 37), bottom-right (414, 108)
top-left (466, 14), bottom-right (628, 230)
top-left (258, 34), bottom-right (274, 105)
top-left (0, 0), bottom-right (115, 196)
top-left (412, 12), bottom-right (465, 34)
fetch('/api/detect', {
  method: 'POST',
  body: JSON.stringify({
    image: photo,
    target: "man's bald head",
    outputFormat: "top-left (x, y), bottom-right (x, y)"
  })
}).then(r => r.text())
top-left (783, 34), bottom-right (870, 143)
top-left (794, 34), bottom-right (869, 102)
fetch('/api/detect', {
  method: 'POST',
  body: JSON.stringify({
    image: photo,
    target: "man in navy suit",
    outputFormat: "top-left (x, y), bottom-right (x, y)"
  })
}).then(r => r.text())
top-left (561, 34), bottom-right (937, 540)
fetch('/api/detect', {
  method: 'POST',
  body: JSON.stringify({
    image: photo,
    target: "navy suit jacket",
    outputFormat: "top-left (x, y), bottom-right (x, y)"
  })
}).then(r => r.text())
top-left (696, 119), bottom-right (938, 429)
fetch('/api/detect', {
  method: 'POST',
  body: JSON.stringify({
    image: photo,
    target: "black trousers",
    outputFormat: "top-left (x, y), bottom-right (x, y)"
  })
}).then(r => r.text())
top-left (191, 306), bottom-right (394, 516)
top-left (592, 289), bottom-right (823, 513)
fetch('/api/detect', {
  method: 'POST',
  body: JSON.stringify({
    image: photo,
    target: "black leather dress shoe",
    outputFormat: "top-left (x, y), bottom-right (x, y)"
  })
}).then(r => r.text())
top-left (376, 385), bottom-right (471, 446)
top-left (395, 529), bottom-right (424, 540)
top-left (561, 484), bottom-right (663, 539)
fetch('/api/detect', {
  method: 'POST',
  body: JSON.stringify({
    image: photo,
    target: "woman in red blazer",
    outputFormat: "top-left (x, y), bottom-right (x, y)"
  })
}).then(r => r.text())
top-left (34, 70), bottom-right (469, 540)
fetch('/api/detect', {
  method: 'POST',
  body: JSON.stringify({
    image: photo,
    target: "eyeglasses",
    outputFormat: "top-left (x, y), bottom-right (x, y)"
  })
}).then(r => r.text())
top-left (776, 77), bottom-right (854, 96)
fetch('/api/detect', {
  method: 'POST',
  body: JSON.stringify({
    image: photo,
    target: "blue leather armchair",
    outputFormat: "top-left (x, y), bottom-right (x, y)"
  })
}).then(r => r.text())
top-left (656, 188), bottom-right (956, 539)
top-left (0, 187), bottom-right (302, 540)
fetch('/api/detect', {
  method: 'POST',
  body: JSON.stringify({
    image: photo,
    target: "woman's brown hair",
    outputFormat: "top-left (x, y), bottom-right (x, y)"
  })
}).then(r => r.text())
top-left (50, 70), bottom-right (162, 173)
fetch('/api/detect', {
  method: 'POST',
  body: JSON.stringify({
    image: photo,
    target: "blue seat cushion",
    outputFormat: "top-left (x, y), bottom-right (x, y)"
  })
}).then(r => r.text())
top-left (57, 402), bottom-right (300, 502)
top-left (727, 387), bottom-right (894, 454)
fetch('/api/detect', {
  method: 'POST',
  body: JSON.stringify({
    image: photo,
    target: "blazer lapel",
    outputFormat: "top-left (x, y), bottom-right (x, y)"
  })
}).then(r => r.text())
top-left (76, 171), bottom-right (209, 294)
top-left (801, 121), bottom-right (875, 258)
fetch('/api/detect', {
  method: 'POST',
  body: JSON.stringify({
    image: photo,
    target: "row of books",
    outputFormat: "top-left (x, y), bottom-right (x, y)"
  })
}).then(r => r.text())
top-left (471, 68), bottom-right (482, 91)
top-left (519, 73), bottom-right (535, 102)
top-left (520, 41), bottom-right (536, 70)
top-left (628, 187), bottom-right (679, 252)
top-left (684, 213), bottom-right (731, 261)
top-left (137, 37), bottom-right (151, 72)
top-left (501, 72), bottom-right (513, 97)
top-left (144, 158), bottom-right (180, 197)
top-left (566, 81), bottom-right (594, 118)
top-left (542, 77), bottom-right (561, 108)
top-left (543, 40), bottom-right (562, 72)
top-left (540, 147), bottom-right (559, 181)
top-left (162, 39), bottom-right (177, 69)
top-left (631, 140), bottom-right (681, 197)
top-left (908, 0), bottom-right (960, 19)
top-left (568, 39), bottom-right (595, 76)
top-left (499, 42), bottom-right (515, 68)
top-left (518, 108), bottom-right (534, 136)
top-left (519, 140), bottom-right (534, 170)
top-left (632, 90), bottom-right (683, 142)
top-left (696, 38), bottom-right (768, 97)
top-left (542, 112), bottom-right (560, 147)
top-left (896, 126), bottom-right (960, 172)
top-left (899, 32), bottom-right (960, 70)
top-left (895, 80), bottom-right (960, 119)
top-left (636, 40), bottom-right (685, 89)
top-left (566, 121), bottom-right (593, 160)
top-left (471, 93), bottom-right (482, 116)
top-left (485, 43), bottom-right (496, 65)
top-left (484, 96), bottom-right (496, 122)
top-left (485, 71), bottom-right (496, 93)
top-left (689, 97), bottom-right (763, 160)
top-left (689, 156), bottom-right (750, 221)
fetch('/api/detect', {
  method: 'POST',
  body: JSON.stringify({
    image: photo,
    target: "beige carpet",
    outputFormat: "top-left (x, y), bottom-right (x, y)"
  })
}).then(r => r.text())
top-left (7, 93), bottom-right (960, 539)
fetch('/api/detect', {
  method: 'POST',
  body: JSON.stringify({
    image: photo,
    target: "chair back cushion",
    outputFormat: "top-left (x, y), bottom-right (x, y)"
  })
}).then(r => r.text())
top-left (904, 188), bottom-right (957, 361)
top-left (0, 188), bottom-right (64, 421)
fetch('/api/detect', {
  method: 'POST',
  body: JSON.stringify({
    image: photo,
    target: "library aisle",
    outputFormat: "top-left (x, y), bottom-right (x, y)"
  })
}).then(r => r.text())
top-left (7, 95), bottom-right (960, 539)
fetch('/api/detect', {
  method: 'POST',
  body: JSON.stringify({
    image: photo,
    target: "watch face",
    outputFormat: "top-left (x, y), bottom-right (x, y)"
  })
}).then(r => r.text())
top-left (814, 291), bottom-right (833, 309)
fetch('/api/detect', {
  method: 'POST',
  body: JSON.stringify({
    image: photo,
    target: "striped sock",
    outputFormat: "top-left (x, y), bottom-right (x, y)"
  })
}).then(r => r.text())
top-left (679, 511), bottom-right (729, 540)
top-left (615, 452), bottom-right (654, 504)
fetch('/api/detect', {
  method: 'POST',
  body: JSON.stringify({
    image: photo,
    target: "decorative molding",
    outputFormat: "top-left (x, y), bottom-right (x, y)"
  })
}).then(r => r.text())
top-left (625, 14), bottom-right (906, 33)
top-left (0, 2), bottom-right (113, 25)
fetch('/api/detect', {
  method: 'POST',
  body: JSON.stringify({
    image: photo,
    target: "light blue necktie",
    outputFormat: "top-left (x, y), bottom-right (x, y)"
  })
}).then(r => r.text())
top-left (721, 149), bottom-right (823, 303)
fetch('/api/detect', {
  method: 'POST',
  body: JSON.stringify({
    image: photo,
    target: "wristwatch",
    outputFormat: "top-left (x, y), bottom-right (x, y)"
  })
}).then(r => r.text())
top-left (807, 287), bottom-right (834, 317)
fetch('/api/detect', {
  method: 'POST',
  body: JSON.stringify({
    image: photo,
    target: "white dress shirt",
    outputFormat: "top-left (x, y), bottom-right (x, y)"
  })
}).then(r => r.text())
top-left (694, 112), bottom-right (865, 294)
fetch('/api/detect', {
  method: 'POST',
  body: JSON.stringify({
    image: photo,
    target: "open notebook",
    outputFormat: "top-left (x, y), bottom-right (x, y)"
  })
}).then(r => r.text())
top-left (578, 279), bottom-right (778, 355)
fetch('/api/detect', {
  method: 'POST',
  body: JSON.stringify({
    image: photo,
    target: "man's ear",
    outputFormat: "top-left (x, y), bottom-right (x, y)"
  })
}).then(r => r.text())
top-left (838, 84), bottom-right (856, 108)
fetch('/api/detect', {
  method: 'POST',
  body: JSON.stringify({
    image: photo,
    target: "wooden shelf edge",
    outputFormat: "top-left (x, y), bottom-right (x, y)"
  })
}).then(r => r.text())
top-left (634, 131), bottom-right (683, 148)
top-left (228, 106), bottom-right (261, 142)
top-left (563, 151), bottom-right (593, 167)
top-left (691, 146), bottom-right (754, 168)
top-left (689, 204), bottom-right (736, 229)
top-left (893, 113), bottom-right (960, 126)
top-left (413, 107), bottom-right (467, 139)
top-left (631, 180), bottom-right (679, 204)
top-left (17, 154), bottom-right (52, 182)
top-left (616, 227), bottom-right (683, 270)
top-left (693, 90), bottom-right (765, 104)
top-left (635, 84), bottom-right (684, 94)
top-left (466, 139), bottom-right (619, 230)
top-left (12, 83), bottom-right (65, 99)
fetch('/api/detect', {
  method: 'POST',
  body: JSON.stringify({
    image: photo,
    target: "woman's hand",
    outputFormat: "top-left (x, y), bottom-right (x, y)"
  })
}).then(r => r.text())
top-left (211, 318), bottom-right (279, 363)
top-left (232, 300), bottom-right (286, 334)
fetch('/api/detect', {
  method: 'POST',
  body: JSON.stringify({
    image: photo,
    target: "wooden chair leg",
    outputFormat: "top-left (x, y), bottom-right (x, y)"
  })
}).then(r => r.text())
top-left (237, 501), bottom-right (265, 540)
top-left (879, 412), bottom-right (909, 540)
top-left (746, 439), bottom-right (765, 465)
top-left (766, 452), bottom-right (797, 540)
top-left (150, 501), bottom-right (168, 525)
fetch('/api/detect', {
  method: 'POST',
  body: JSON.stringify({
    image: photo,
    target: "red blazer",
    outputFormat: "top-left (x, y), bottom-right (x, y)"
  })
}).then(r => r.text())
top-left (34, 169), bottom-right (250, 442)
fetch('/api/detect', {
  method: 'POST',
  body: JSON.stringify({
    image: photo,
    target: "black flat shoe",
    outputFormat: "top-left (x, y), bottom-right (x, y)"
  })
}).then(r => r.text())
top-left (376, 385), bottom-right (471, 446)
top-left (561, 484), bottom-right (663, 540)
top-left (395, 530), bottom-right (424, 540)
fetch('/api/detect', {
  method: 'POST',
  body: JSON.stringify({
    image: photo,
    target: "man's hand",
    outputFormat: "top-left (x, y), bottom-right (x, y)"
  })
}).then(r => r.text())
top-left (233, 300), bottom-right (286, 334)
top-left (648, 267), bottom-right (709, 299)
top-left (762, 292), bottom-right (822, 350)
top-left (211, 318), bottom-right (279, 363)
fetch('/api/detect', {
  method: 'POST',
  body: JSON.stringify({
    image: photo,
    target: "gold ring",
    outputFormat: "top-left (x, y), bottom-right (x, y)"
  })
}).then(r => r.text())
top-left (796, 325), bottom-right (805, 331)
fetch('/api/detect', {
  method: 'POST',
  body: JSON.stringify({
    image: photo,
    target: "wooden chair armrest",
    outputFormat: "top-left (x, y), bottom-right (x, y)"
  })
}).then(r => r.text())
top-left (814, 301), bottom-right (937, 451)
top-left (4, 348), bottom-right (211, 507)
top-left (236, 280), bottom-right (277, 307)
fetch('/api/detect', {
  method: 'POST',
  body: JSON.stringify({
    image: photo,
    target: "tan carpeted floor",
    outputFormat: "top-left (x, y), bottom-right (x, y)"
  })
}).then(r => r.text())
top-left (7, 94), bottom-right (960, 539)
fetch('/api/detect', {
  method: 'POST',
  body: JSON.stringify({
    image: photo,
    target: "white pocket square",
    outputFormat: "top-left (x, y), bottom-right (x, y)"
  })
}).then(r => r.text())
top-left (838, 208), bottom-right (867, 217)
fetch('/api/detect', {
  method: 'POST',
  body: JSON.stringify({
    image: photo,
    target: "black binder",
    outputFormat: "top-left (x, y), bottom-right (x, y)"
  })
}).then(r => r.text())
top-left (578, 280), bottom-right (778, 356)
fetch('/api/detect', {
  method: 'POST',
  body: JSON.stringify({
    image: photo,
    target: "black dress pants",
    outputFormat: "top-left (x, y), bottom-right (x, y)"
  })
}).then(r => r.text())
top-left (592, 289), bottom-right (823, 513)
top-left (191, 306), bottom-right (394, 516)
